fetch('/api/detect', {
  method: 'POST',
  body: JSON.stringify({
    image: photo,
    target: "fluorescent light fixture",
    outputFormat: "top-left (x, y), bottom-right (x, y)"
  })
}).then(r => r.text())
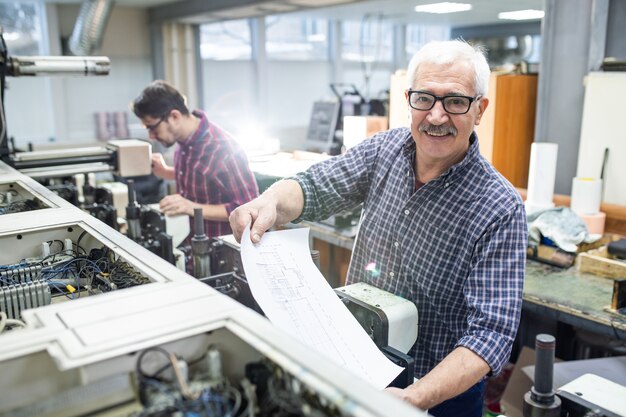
top-left (498, 9), bottom-right (544, 20)
top-left (414, 2), bottom-right (472, 14)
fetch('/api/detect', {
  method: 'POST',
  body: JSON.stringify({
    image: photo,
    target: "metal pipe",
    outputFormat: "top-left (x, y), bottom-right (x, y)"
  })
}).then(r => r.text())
top-left (7, 56), bottom-right (110, 76)
top-left (68, 0), bottom-right (114, 56)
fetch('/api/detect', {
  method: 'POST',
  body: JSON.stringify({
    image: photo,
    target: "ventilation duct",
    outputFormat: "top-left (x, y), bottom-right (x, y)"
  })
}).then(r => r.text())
top-left (68, 0), bottom-right (114, 56)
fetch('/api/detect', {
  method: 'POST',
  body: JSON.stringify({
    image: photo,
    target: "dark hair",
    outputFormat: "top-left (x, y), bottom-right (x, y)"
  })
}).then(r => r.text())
top-left (131, 80), bottom-right (190, 119)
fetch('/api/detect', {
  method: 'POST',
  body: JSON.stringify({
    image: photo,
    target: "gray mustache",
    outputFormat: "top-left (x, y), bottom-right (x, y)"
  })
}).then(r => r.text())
top-left (418, 124), bottom-right (458, 136)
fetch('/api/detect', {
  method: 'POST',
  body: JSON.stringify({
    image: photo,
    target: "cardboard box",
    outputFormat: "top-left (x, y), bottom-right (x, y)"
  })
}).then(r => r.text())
top-left (500, 347), bottom-right (536, 417)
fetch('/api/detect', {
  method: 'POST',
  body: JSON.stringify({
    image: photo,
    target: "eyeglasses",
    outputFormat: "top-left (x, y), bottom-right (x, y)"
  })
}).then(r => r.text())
top-left (407, 90), bottom-right (482, 115)
top-left (144, 114), bottom-right (168, 132)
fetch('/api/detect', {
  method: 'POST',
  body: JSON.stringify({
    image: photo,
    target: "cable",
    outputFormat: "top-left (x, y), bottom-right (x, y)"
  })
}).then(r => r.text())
top-left (136, 346), bottom-right (175, 381)
top-left (46, 239), bottom-right (66, 253)
top-left (76, 230), bottom-right (88, 254)
top-left (0, 311), bottom-right (26, 334)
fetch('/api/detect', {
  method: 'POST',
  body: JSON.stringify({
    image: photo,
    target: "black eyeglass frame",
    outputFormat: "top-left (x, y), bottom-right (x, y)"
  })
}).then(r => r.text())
top-left (406, 90), bottom-right (482, 115)
top-left (144, 112), bottom-right (170, 132)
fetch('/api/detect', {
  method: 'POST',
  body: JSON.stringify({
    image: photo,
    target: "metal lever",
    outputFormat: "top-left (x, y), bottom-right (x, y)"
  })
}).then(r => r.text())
top-left (523, 333), bottom-right (561, 417)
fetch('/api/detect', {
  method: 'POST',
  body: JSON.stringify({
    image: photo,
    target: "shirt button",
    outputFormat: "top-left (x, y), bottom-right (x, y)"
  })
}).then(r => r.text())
top-left (179, 171), bottom-right (183, 175)
top-left (404, 209), bottom-right (410, 215)
top-left (394, 241), bottom-right (399, 247)
top-left (389, 272), bottom-right (395, 277)
top-left (444, 182), bottom-right (449, 188)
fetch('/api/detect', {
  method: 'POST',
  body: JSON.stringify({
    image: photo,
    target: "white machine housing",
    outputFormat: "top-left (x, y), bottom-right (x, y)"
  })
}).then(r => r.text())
top-left (336, 282), bottom-right (418, 354)
top-left (558, 373), bottom-right (626, 417)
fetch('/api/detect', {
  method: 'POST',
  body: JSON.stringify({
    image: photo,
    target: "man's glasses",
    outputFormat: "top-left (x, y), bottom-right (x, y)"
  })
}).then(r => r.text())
top-left (144, 114), bottom-right (168, 132)
top-left (407, 90), bottom-right (481, 115)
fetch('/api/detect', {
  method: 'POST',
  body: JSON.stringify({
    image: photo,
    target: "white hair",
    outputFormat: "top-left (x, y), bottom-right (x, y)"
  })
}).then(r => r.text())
top-left (406, 39), bottom-right (491, 96)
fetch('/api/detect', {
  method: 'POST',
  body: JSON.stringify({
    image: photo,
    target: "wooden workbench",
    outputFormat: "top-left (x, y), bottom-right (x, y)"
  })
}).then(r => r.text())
top-left (523, 260), bottom-right (626, 341)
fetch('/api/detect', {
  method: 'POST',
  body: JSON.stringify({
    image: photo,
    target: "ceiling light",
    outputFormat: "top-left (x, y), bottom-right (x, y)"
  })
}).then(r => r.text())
top-left (414, 2), bottom-right (472, 14)
top-left (498, 9), bottom-right (544, 20)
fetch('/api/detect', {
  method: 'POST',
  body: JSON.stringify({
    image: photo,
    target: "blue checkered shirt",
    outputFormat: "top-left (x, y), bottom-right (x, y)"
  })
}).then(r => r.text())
top-left (293, 128), bottom-right (527, 378)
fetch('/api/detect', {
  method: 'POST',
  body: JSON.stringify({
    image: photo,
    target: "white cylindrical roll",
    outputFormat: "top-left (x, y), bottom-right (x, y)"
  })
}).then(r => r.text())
top-left (571, 177), bottom-right (603, 215)
top-left (525, 142), bottom-right (559, 214)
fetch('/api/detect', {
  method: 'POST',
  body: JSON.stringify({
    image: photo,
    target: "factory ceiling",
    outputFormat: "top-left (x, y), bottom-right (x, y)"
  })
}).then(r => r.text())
top-left (53, 0), bottom-right (544, 27)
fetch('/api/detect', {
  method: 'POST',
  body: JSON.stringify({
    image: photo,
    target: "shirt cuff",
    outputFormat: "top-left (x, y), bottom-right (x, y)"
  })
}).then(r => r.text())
top-left (456, 330), bottom-right (514, 376)
top-left (288, 173), bottom-right (312, 224)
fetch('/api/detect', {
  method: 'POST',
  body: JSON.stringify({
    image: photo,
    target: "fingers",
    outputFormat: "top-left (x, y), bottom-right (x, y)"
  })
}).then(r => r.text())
top-left (159, 194), bottom-right (184, 215)
top-left (229, 207), bottom-right (256, 243)
top-left (250, 211), bottom-right (274, 243)
top-left (229, 198), bottom-right (278, 243)
top-left (150, 153), bottom-right (162, 164)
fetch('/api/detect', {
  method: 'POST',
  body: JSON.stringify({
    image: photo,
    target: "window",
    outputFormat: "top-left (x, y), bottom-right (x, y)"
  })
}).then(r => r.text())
top-left (341, 17), bottom-right (392, 62)
top-left (0, 2), bottom-right (43, 55)
top-left (405, 24), bottom-right (450, 61)
top-left (266, 15), bottom-right (328, 60)
top-left (200, 19), bottom-right (251, 60)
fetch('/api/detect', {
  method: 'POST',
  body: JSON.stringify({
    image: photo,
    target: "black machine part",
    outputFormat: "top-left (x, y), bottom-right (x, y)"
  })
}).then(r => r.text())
top-left (138, 207), bottom-right (174, 264)
top-left (87, 203), bottom-right (118, 230)
top-left (523, 334), bottom-right (561, 417)
top-left (45, 182), bottom-right (79, 206)
top-left (607, 238), bottom-right (626, 260)
top-left (336, 289), bottom-right (389, 349)
top-left (122, 179), bottom-right (174, 264)
top-left (199, 271), bottom-right (263, 315)
top-left (83, 186), bottom-right (118, 230)
top-left (125, 179), bottom-right (141, 240)
top-left (382, 346), bottom-right (415, 389)
top-left (191, 207), bottom-right (211, 278)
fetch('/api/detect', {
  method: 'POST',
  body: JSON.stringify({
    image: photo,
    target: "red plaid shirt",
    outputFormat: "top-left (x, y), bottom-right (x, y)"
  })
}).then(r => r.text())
top-left (175, 110), bottom-right (259, 238)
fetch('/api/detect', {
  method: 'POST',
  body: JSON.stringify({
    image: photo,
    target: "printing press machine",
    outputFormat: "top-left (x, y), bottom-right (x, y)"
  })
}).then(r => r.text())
top-left (0, 160), bottom-right (426, 417)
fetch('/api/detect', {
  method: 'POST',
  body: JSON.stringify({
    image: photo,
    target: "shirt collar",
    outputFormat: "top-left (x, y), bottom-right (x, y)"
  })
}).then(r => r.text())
top-left (445, 131), bottom-right (479, 180)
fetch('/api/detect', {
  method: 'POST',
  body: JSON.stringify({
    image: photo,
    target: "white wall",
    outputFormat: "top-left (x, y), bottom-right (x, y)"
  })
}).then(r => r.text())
top-left (4, 4), bottom-right (153, 147)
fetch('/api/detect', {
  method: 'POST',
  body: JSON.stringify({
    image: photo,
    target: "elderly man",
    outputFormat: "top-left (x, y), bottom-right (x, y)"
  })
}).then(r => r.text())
top-left (229, 40), bottom-right (526, 416)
